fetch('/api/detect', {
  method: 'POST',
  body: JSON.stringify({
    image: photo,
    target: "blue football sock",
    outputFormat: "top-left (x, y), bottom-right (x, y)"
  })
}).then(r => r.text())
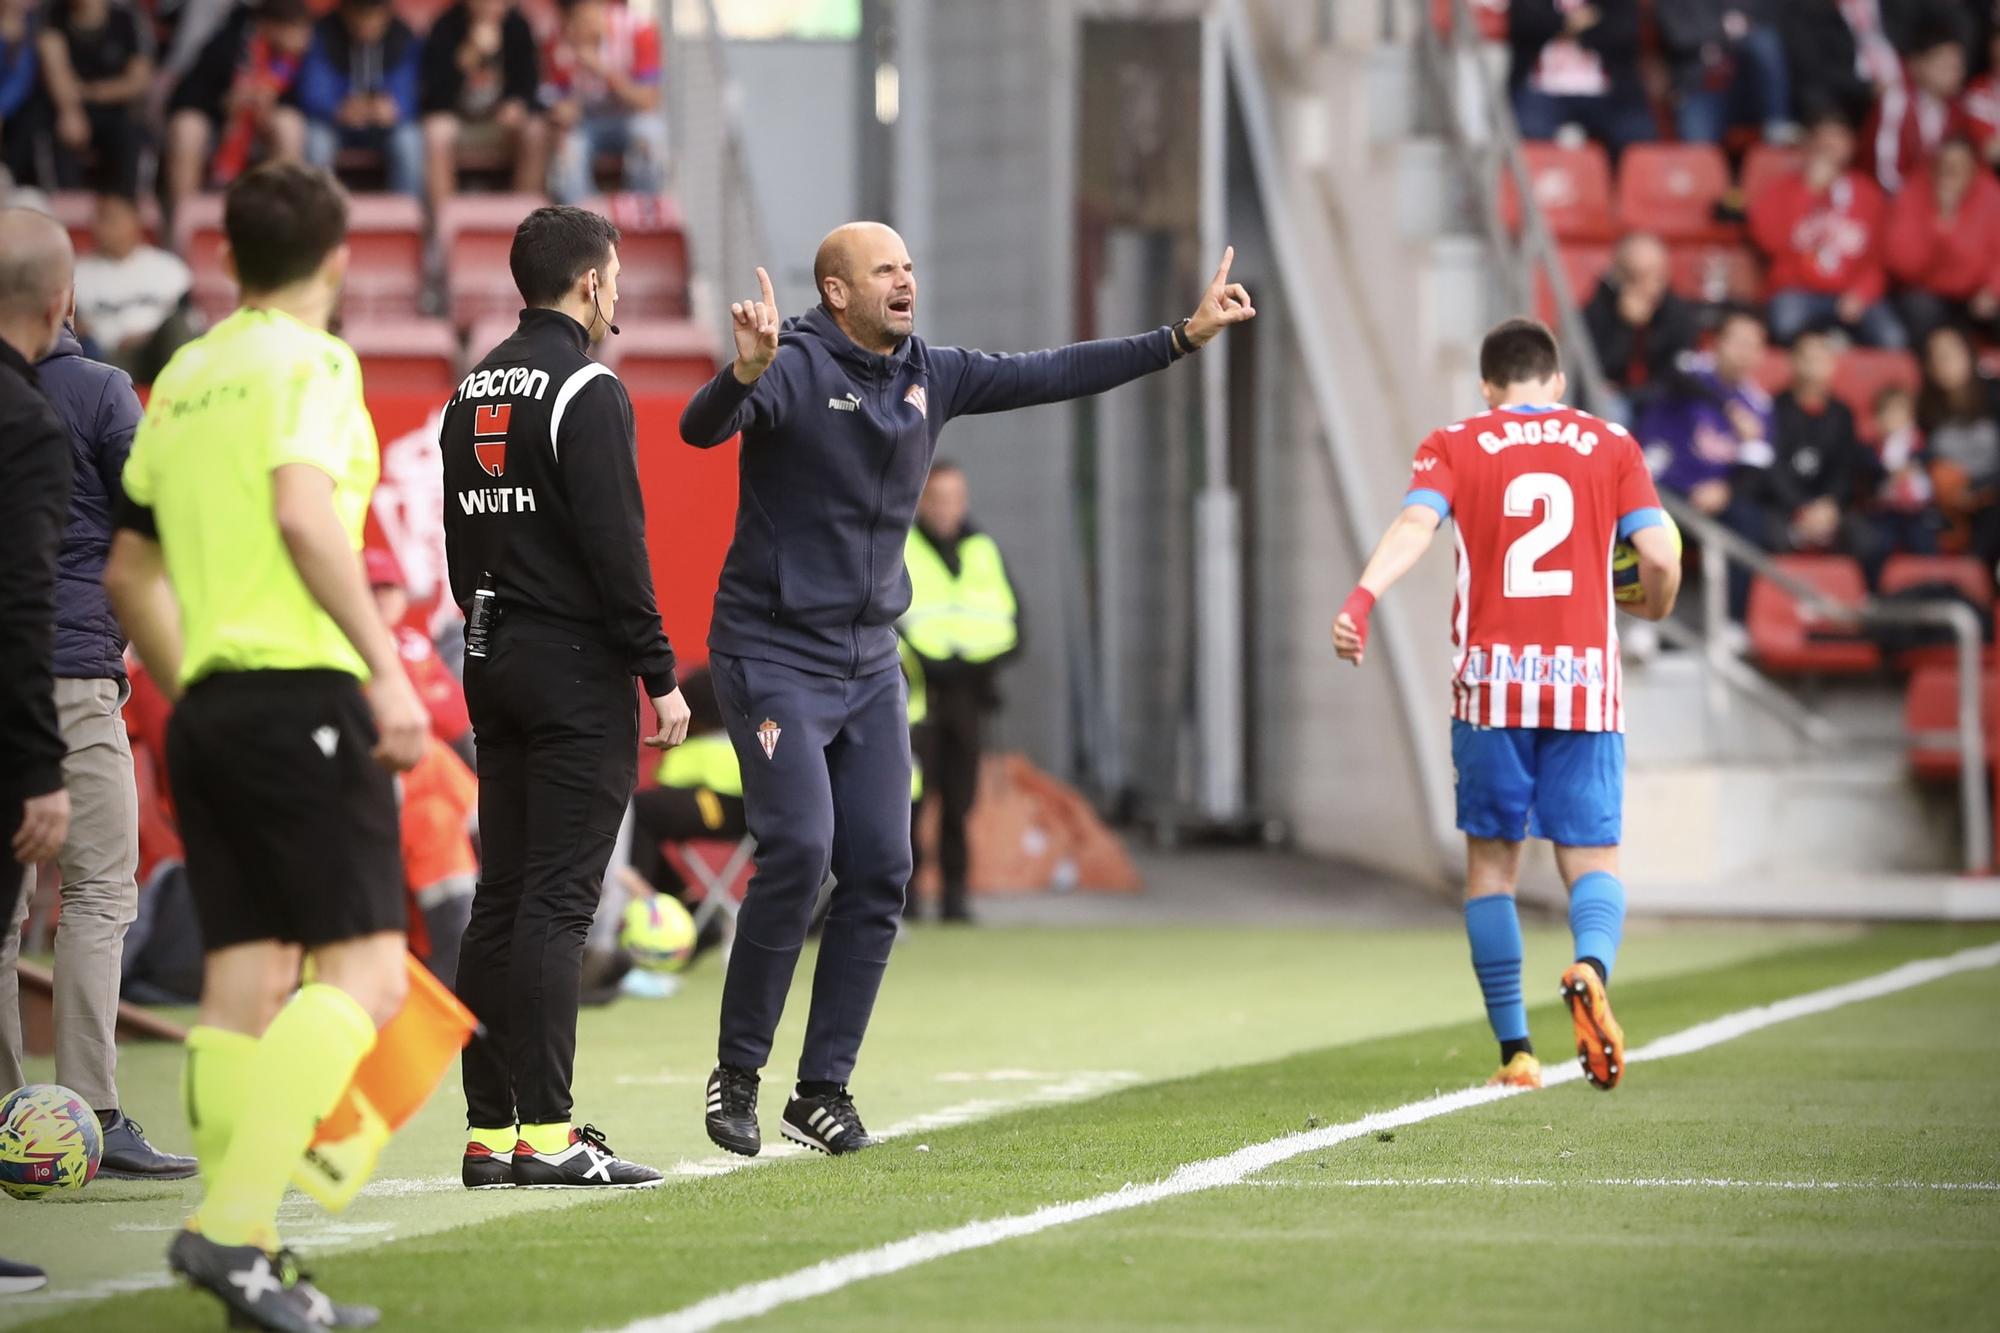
top-left (1568, 871), bottom-right (1627, 981)
top-left (1464, 894), bottom-right (1528, 1045)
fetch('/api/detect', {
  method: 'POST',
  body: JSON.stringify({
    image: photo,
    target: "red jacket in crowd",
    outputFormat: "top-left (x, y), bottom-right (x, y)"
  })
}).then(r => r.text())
top-left (1864, 71), bottom-right (1979, 194)
top-left (1966, 72), bottom-right (2000, 159)
top-left (1749, 169), bottom-right (1890, 306)
top-left (1884, 164), bottom-right (2000, 303)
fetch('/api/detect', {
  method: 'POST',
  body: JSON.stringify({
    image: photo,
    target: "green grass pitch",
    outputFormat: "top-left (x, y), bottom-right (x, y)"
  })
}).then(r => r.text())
top-left (3, 920), bottom-right (1996, 1331)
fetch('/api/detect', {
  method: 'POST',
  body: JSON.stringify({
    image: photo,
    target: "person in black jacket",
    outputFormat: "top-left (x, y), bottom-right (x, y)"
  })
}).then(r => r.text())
top-left (1781, 0), bottom-right (1937, 122)
top-left (441, 204), bottom-right (689, 1192)
top-left (1508, 0), bottom-right (1656, 156)
top-left (1582, 232), bottom-right (1702, 424)
top-left (679, 223), bottom-right (1254, 1158)
top-left (419, 0), bottom-right (546, 213)
top-left (0, 208), bottom-right (77, 1051)
top-left (161, 0), bottom-right (313, 223)
top-left (1659, 0), bottom-right (1795, 143)
top-left (1737, 330), bottom-right (1885, 574)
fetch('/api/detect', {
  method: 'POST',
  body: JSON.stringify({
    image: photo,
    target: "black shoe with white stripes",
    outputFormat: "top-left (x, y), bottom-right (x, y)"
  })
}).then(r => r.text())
top-left (705, 1065), bottom-right (762, 1157)
top-left (274, 1247), bottom-right (380, 1328)
top-left (512, 1124), bottom-right (662, 1189)
top-left (166, 1231), bottom-right (321, 1333)
top-left (781, 1088), bottom-right (877, 1156)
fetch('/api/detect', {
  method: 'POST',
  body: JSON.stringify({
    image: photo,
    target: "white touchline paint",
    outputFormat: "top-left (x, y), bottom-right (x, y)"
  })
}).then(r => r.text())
top-left (1239, 1177), bottom-right (2000, 1192)
top-left (612, 941), bottom-right (2000, 1333)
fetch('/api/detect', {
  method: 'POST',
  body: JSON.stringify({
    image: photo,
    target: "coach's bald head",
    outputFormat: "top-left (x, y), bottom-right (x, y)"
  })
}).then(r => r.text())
top-left (0, 208), bottom-right (74, 363)
top-left (814, 222), bottom-right (915, 356)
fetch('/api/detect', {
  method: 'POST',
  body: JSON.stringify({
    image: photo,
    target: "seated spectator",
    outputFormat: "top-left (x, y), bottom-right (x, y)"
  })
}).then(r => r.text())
top-left (1919, 323), bottom-right (2000, 569)
top-left (366, 547), bottom-right (472, 764)
top-left (1636, 307), bottom-right (1776, 614)
top-left (1, 0), bottom-right (44, 186)
top-left (1661, 2), bottom-right (1796, 145)
top-left (1739, 329), bottom-right (1886, 577)
top-left (34, 0), bottom-right (149, 194)
top-left (163, 0), bottom-right (312, 221)
top-left (1884, 136), bottom-right (2000, 345)
top-left (73, 191), bottom-right (194, 383)
top-left (1506, 0), bottom-right (1654, 157)
top-left (1582, 232), bottom-right (1702, 424)
top-left (541, 0), bottom-right (666, 203)
top-left (1749, 108), bottom-right (1906, 348)
top-left (1868, 384), bottom-right (1945, 558)
top-left (1863, 15), bottom-right (1976, 194)
top-left (297, 0), bottom-right (424, 198)
top-left (1779, 0), bottom-right (1909, 125)
top-left (419, 0), bottom-right (547, 213)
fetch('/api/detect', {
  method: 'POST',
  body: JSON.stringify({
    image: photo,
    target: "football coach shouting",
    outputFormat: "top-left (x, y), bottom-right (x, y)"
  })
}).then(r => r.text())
top-left (683, 223), bottom-right (1253, 1157)
top-left (443, 205), bottom-right (690, 1191)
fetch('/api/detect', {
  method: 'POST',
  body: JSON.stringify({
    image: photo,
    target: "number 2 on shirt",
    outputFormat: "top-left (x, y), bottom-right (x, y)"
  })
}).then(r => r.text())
top-left (1502, 472), bottom-right (1573, 599)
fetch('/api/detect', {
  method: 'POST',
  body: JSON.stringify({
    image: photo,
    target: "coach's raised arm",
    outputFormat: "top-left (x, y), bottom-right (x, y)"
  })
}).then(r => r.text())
top-left (679, 225), bottom-right (1254, 445)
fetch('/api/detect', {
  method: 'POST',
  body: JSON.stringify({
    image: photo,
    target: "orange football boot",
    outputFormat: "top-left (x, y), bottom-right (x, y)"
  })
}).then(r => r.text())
top-left (1561, 963), bottom-right (1625, 1090)
top-left (1486, 1051), bottom-right (1543, 1088)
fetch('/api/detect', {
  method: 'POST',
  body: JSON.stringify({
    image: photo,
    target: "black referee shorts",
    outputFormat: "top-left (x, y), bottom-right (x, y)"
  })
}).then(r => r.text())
top-left (167, 669), bottom-right (405, 952)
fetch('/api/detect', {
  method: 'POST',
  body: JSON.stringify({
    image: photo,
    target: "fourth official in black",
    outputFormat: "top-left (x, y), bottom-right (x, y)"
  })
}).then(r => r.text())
top-left (440, 204), bottom-right (691, 1191)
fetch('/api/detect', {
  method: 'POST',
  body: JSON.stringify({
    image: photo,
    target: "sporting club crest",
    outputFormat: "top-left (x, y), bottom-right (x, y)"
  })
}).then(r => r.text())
top-left (757, 718), bottom-right (782, 760)
top-left (473, 403), bottom-right (511, 477)
top-left (903, 384), bottom-right (928, 419)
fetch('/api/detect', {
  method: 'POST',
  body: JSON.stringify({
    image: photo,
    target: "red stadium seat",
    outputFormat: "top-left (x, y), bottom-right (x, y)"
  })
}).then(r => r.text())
top-left (1829, 348), bottom-right (1920, 441)
top-left (1740, 143), bottom-right (1804, 204)
top-left (1667, 242), bottom-right (1762, 304)
top-left (1500, 143), bottom-right (1615, 243)
top-left (345, 318), bottom-right (460, 396)
top-left (1429, 0), bottom-right (1508, 40)
top-left (173, 194), bottom-right (234, 324)
top-left (1533, 244), bottom-right (1613, 325)
top-left (341, 194), bottom-right (426, 322)
top-left (587, 194), bottom-right (689, 318)
top-left (463, 315), bottom-right (520, 372)
top-left (1616, 144), bottom-right (1734, 241)
top-left (1904, 662), bottom-right (2000, 780)
top-left (1878, 555), bottom-right (1997, 671)
top-left (596, 319), bottom-right (718, 396)
top-left (440, 193), bottom-right (548, 330)
top-left (1746, 555), bottom-right (1881, 675)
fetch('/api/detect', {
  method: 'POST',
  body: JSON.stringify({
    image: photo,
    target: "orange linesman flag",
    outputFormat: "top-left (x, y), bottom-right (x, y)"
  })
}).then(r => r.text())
top-left (296, 955), bottom-right (477, 1210)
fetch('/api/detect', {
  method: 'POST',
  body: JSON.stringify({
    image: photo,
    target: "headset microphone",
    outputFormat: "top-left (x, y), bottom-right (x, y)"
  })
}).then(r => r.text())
top-left (591, 281), bottom-right (620, 336)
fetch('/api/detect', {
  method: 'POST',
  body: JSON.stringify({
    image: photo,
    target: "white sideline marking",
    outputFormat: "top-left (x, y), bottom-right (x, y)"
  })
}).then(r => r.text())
top-left (613, 941), bottom-right (2000, 1333)
top-left (1241, 1176), bottom-right (2000, 1193)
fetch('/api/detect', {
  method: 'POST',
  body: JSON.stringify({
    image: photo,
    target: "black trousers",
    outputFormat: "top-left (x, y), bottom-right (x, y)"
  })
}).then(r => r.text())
top-left (629, 785), bottom-right (749, 899)
top-left (914, 678), bottom-right (985, 920)
top-left (457, 622), bottom-right (637, 1129)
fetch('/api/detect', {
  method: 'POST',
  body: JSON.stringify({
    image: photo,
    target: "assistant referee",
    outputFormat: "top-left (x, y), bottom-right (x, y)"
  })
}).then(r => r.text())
top-left (442, 205), bottom-right (689, 1192)
top-left (105, 161), bottom-right (428, 1333)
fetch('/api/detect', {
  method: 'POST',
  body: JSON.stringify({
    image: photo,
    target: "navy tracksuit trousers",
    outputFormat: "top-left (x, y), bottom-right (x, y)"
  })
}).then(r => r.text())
top-left (709, 651), bottom-right (913, 1084)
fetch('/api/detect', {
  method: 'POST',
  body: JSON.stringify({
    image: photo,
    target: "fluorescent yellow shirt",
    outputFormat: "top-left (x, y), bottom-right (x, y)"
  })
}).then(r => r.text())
top-left (122, 307), bottom-right (378, 687)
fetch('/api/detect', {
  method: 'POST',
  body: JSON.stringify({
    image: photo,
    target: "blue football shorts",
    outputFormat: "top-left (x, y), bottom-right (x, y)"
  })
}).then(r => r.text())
top-left (1450, 719), bottom-right (1624, 848)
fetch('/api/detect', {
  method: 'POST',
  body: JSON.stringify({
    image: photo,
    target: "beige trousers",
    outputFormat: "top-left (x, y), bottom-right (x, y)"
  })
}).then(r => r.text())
top-left (0, 677), bottom-right (141, 1112)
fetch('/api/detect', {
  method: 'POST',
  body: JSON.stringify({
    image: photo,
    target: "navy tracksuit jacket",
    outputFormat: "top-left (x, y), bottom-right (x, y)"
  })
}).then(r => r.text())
top-left (680, 305), bottom-right (1181, 1082)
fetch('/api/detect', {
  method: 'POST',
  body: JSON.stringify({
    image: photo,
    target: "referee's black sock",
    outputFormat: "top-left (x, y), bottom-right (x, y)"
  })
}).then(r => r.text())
top-left (1500, 1037), bottom-right (1534, 1064)
top-left (795, 1080), bottom-right (843, 1100)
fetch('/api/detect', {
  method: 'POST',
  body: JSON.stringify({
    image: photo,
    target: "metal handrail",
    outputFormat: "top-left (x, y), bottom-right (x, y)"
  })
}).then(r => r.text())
top-left (1420, 0), bottom-right (1991, 872)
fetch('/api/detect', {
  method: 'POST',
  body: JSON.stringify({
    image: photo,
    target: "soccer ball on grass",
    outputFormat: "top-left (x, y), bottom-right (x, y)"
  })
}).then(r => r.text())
top-left (621, 894), bottom-right (698, 973)
top-left (0, 1083), bottom-right (103, 1200)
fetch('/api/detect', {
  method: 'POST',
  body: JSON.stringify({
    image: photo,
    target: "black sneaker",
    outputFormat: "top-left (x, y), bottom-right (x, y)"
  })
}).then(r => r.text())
top-left (274, 1248), bottom-right (379, 1329)
top-left (166, 1231), bottom-right (320, 1333)
top-left (98, 1111), bottom-right (198, 1180)
top-left (0, 1256), bottom-right (47, 1295)
top-left (705, 1066), bottom-right (761, 1157)
top-left (781, 1088), bottom-right (877, 1156)
top-left (511, 1125), bottom-right (661, 1189)
top-left (460, 1141), bottom-right (515, 1190)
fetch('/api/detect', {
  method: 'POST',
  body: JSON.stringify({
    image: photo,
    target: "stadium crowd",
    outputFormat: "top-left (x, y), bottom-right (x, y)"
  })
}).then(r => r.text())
top-left (0, 0), bottom-right (666, 368)
top-left (1495, 0), bottom-right (2000, 598)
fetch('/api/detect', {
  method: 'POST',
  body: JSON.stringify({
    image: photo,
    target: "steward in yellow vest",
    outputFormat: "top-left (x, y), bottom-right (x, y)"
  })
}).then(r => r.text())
top-left (897, 463), bottom-right (1020, 923)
